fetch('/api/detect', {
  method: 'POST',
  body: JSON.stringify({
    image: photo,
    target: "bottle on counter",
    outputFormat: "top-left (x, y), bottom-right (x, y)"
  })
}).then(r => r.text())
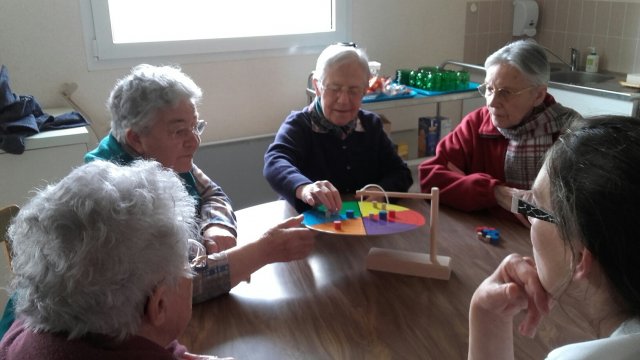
top-left (585, 47), bottom-right (599, 73)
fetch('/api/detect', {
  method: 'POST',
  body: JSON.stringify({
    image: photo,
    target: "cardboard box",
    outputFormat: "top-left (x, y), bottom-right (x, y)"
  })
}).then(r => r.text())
top-left (418, 116), bottom-right (449, 157)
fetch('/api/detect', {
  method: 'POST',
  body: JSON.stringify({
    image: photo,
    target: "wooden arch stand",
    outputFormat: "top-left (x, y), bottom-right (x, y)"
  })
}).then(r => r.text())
top-left (354, 187), bottom-right (451, 280)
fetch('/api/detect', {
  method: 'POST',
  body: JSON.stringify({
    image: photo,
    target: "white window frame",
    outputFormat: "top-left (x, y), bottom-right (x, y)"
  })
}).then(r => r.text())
top-left (80, 0), bottom-right (352, 70)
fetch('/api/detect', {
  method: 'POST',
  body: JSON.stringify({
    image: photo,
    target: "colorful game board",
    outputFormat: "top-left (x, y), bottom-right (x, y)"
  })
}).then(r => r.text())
top-left (302, 201), bottom-right (426, 236)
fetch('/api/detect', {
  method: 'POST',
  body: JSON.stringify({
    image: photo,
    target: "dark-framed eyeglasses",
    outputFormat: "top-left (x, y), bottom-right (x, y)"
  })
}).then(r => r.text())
top-left (511, 195), bottom-right (556, 224)
top-left (477, 83), bottom-right (535, 100)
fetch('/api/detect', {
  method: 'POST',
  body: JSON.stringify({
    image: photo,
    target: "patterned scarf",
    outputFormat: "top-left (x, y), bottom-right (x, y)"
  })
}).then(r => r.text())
top-left (497, 102), bottom-right (577, 188)
top-left (309, 98), bottom-right (361, 140)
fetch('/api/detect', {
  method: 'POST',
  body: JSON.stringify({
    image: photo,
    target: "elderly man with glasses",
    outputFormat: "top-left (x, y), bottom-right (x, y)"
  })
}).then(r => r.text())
top-left (419, 39), bottom-right (580, 225)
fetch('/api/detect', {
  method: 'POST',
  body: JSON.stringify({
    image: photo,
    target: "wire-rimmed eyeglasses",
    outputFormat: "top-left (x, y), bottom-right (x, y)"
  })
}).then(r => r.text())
top-left (170, 119), bottom-right (207, 140)
top-left (477, 83), bottom-right (536, 100)
top-left (193, 119), bottom-right (207, 135)
top-left (335, 41), bottom-right (357, 48)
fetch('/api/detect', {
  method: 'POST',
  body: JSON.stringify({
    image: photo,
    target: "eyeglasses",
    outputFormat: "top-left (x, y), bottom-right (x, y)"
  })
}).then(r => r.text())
top-left (169, 119), bottom-right (207, 140)
top-left (335, 41), bottom-right (357, 48)
top-left (188, 238), bottom-right (207, 273)
top-left (321, 84), bottom-right (365, 99)
top-left (511, 195), bottom-right (557, 224)
top-left (477, 83), bottom-right (536, 100)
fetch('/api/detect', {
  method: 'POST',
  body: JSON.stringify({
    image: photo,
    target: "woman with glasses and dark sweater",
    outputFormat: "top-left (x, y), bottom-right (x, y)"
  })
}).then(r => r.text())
top-left (419, 39), bottom-right (580, 224)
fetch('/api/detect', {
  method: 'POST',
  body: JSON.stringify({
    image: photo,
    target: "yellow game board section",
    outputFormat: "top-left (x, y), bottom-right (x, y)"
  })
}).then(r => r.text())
top-left (311, 217), bottom-right (366, 235)
top-left (358, 202), bottom-right (406, 217)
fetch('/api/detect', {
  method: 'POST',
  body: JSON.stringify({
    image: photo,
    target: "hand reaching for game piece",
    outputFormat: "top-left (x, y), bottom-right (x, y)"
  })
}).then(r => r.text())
top-left (296, 180), bottom-right (342, 212)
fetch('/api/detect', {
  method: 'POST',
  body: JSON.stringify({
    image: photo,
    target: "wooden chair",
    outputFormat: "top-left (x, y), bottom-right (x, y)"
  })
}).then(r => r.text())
top-left (0, 204), bottom-right (19, 266)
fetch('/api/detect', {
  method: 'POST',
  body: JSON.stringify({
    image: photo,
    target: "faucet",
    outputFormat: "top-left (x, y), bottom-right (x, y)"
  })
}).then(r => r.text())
top-left (542, 46), bottom-right (575, 72)
top-left (570, 48), bottom-right (578, 71)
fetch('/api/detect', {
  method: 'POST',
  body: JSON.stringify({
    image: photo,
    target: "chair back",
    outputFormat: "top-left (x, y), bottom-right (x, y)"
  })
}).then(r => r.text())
top-left (0, 205), bottom-right (19, 266)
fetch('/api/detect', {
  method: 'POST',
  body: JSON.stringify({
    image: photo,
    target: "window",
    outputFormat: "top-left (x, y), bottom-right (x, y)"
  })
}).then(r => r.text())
top-left (81, 0), bottom-right (351, 69)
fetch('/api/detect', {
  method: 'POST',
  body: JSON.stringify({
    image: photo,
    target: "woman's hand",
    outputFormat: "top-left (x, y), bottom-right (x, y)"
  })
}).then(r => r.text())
top-left (296, 180), bottom-right (342, 212)
top-left (202, 225), bottom-right (237, 253)
top-left (494, 185), bottom-right (531, 228)
top-left (258, 215), bottom-right (316, 263)
top-left (472, 254), bottom-right (551, 335)
top-left (225, 215), bottom-right (315, 286)
top-left (468, 254), bottom-right (551, 360)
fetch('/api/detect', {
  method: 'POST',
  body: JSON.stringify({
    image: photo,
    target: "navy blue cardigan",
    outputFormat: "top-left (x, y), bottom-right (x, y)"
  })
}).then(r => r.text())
top-left (264, 106), bottom-right (413, 212)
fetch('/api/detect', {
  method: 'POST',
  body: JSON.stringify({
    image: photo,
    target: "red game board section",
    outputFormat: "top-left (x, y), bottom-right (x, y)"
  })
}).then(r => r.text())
top-left (391, 209), bottom-right (425, 227)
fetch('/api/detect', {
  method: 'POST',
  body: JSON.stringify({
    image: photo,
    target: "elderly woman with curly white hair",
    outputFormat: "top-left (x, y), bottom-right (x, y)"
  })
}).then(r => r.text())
top-left (0, 160), bottom-right (228, 359)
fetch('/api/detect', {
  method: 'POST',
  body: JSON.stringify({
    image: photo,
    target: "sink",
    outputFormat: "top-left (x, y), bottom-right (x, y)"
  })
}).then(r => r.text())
top-left (550, 71), bottom-right (615, 85)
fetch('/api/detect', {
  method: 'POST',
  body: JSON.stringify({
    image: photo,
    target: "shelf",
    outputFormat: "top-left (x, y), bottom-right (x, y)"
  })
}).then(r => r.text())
top-left (0, 108), bottom-right (89, 153)
top-left (305, 85), bottom-right (482, 112)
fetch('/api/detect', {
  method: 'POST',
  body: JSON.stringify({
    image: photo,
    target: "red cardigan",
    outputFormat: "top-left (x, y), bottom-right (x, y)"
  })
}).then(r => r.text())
top-left (419, 94), bottom-right (573, 221)
top-left (419, 106), bottom-right (507, 214)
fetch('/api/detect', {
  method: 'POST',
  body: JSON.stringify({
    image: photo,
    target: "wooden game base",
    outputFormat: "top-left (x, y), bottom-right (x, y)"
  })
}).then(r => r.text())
top-left (366, 247), bottom-right (452, 280)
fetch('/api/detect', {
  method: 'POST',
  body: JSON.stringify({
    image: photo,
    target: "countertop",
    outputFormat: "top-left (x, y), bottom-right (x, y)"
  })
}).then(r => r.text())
top-left (548, 70), bottom-right (640, 102)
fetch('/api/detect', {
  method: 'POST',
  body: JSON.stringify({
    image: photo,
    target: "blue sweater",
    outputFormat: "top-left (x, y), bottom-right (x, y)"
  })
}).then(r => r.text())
top-left (264, 106), bottom-right (413, 212)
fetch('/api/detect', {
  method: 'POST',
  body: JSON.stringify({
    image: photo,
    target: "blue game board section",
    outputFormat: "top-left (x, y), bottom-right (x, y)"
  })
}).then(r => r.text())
top-left (302, 202), bottom-right (362, 226)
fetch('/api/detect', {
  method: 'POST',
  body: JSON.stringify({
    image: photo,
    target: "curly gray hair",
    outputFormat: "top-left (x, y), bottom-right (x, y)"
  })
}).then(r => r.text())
top-left (108, 64), bottom-right (203, 143)
top-left (9, 159), bottom-right (198, 340)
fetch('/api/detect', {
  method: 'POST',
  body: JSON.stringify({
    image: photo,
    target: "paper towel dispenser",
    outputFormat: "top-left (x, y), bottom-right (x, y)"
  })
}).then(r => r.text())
top-left (513, 0), bottom-right (538, 37)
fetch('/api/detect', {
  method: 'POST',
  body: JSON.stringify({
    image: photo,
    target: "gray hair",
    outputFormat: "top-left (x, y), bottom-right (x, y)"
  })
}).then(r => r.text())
top-left (484, 39), bottom-right (550, 85)
top-left (8, 160), bottom-right (198, 340)
top-left (108, 64), bottom-right (203, 143)
top-left (312, 43), bottom-right (370, 88)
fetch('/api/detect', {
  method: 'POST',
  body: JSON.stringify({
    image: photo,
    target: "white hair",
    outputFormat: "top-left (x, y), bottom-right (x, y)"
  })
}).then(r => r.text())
top-left (9, 160), bottom-right (198, 340)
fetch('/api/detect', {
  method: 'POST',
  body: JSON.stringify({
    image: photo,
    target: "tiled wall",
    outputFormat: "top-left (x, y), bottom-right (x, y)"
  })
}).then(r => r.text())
top-left (464, 0), bottom-right (640, 74)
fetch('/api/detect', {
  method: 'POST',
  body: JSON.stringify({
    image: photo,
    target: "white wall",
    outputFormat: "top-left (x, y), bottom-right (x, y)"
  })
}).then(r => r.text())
top-left (0, 0), bottom-right (467, 146)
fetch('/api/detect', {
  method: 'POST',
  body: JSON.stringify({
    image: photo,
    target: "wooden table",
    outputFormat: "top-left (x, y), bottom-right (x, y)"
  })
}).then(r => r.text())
top-left (179, 199), bottom-right (594, 359)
